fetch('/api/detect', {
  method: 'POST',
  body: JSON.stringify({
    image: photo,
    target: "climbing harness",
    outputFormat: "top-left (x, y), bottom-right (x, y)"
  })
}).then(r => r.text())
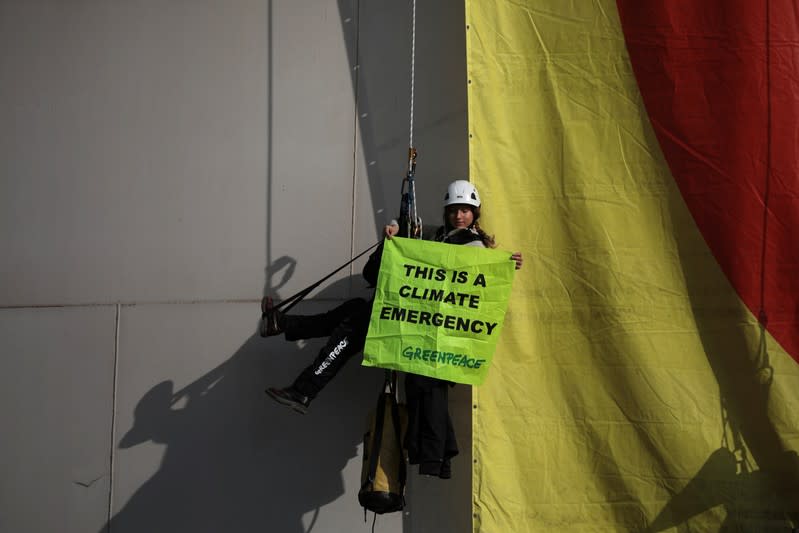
top-left (398, 147), bottom-right (422, 239)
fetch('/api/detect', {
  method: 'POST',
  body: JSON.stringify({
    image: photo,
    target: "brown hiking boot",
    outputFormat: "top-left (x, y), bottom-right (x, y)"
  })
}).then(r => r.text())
top-left (259, 297), bottom-right (285, 337)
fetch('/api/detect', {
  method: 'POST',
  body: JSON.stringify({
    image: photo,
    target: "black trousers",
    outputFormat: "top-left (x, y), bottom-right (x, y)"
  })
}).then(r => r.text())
top-left (284, 298), bottom-right (372, 399)
top-left (404, 373), bottom-right (459, 478)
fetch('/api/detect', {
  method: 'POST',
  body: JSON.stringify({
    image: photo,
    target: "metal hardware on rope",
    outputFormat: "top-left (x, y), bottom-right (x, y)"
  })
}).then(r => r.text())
top-left (407, 146), bottom-right (417, 177)
top-left (399, 147), bottom-right (422, 240)
top-left (408, 151), bottom-right (420, 238)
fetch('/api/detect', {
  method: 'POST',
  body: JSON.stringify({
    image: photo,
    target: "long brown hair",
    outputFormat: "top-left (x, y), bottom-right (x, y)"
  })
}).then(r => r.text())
top-left (472, 221), bottom-right (496, 248)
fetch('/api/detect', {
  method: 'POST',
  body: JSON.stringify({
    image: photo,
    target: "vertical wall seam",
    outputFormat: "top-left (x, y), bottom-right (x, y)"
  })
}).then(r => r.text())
top-left (266, 0), bottom-right (274, 295)
top-left (349, 0), bottom-right (362, 286)
top-left (350, 0), bottom-right (361, 278)
top-left (107, 303), bottom-right (121, 530)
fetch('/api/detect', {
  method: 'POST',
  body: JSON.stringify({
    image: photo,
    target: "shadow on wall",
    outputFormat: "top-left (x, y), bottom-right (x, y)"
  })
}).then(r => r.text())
top-left (336, 0), bottom-right (469, 222)
top-left (648, 447), bottom-right (799, 532)
top-left (646, 188), bottom-right (799, 530)
top-left (101, 273), bottom-right (384, 533)
top-left (101, 0), bottom-right (467, 528)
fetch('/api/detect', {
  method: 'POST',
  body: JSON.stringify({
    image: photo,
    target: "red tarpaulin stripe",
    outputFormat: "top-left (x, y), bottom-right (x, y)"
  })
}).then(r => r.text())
top-left (616, 0), bottom-right (799, 362)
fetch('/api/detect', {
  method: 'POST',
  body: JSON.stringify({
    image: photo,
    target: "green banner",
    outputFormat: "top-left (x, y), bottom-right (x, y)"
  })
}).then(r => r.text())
top-left (362, 237), bottom-right (515, 385)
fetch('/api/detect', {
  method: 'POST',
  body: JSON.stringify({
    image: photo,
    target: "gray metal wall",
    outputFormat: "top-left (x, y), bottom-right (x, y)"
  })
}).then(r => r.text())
top-left (0, 1), bottom-right (469, 532)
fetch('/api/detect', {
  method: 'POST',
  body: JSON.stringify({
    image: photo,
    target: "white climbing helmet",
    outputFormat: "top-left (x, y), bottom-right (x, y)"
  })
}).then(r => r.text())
top-left (443, 180), bottom-right (481, 208)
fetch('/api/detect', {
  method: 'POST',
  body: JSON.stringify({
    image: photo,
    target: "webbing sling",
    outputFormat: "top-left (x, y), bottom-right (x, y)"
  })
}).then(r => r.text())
top-left (271, 241), bottom-right (380, 314)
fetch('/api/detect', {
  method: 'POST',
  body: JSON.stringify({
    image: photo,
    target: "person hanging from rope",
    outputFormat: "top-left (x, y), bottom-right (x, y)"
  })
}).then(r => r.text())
top-left (260, 180), bottom-right (523, 416)
top-left (384, 180), bottom-right (522, 478)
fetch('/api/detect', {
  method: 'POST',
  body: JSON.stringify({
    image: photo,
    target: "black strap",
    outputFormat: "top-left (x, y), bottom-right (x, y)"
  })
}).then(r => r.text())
top-left (384, 371), bottom-right (405, 493)
top-left (365, 388), bottom-right (388, 486)
top-left (273, 241), bottom-right (380, 314)
top-left (390, 383), bottom-right (406, 495)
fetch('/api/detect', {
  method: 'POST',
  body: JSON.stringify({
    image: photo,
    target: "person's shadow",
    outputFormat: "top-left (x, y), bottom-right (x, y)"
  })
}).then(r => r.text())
top-left (101, 259), bottom-right (384, 533)
top-left (646, 186), bottom-right (799, 531)
top-left (647, 445), bottom-right (799, 532)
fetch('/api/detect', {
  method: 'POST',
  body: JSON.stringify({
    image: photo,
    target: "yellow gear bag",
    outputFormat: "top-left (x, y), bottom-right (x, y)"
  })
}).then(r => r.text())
top-left (358, 373), bottom-right (408, 515)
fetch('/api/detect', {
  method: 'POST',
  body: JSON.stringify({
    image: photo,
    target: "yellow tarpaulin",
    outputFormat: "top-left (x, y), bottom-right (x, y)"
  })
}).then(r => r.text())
top-left (466, 1), bottom-right (799, 531)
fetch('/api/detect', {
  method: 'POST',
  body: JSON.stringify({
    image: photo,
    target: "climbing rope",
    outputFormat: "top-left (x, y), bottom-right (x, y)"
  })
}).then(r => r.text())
top-left (408, 0), bottom-right (417, 150)
top-left (399, 0), bottom-right (422, 240)
top-left (755, 0), bottom-right (774, 385)
top-left (266, 0), bottom-right (422, 311)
